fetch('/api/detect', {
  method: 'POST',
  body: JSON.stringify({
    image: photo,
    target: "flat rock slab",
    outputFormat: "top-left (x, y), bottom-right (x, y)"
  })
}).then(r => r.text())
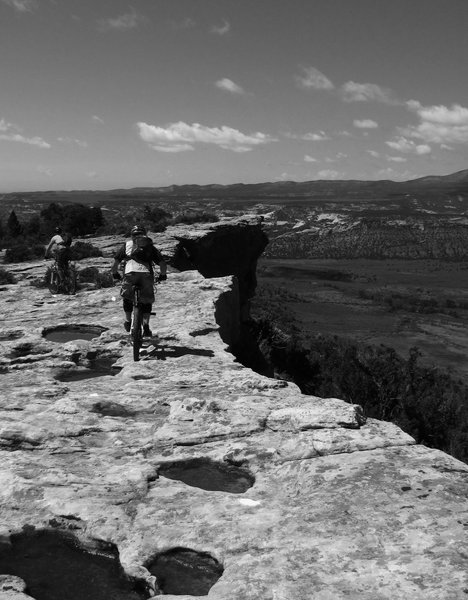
top-left (0, 259), bottom-right (467, 598)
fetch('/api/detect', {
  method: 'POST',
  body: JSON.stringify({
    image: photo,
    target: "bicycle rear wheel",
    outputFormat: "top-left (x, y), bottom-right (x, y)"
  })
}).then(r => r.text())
top-left (48, 267), bottom-right (60, 294)
top-left (65, 266), bottom-right (77, 295)
top-left (132, 305), bottom-right (143, 362)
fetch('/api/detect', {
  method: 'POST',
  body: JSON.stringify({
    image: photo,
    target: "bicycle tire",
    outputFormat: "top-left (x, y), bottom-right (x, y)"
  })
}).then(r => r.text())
top-left (65, 267), bottom-right (77, 295)
top-left (48, 267), bottom-right (60, 294)
top-left (132, 305), bottom-right (143, 362)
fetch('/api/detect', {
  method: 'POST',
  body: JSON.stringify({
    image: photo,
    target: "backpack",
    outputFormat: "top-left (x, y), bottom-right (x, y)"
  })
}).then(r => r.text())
top-left (125, 236), bottom-right (154, 265)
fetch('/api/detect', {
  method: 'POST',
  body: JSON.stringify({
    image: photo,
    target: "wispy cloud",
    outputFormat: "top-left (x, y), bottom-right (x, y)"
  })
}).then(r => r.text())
top-left (367, 150), bottom-right (380, 158)
top-left (353, 119), bottom-right (378, 129)
top-left (57, 136), bottom-right (88, 148)
top-left (215, 78), bottom-right (245, 94)
top-left (211, 19), bottom-right (230, 35)
top-left (137, 121), bottom-right (277, 153)
top-left (385, 135), bottom-right (431, 155)
top-left (387, 155), bottom-right (407, 163)
top-left (92, 115), bottom-right (104, 124)
top-left (0, 118), bottom-right (50, 148)
top-left (304, 155), bottom-right (318, 162)
top-left (295, 66), bottom-right (334, 91)
top-left (317, 169), bottom-right (341, 179)
top-left (1, 0), bottom-right (37, 13)
top-left (97, 8), bottom-right (147, 32)
top-left (37, 165), bottom-right (53, 177)
top-left (402, 101), bottom-right (468, 144)
top-left (341, 81), bottom-right (397, 104)
top-left (169, 17), bottom-right (196, 30)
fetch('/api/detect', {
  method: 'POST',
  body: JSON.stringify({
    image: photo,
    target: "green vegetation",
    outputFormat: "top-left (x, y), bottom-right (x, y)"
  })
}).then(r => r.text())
top-left (0, 268), bottom-right (16, 284)
top-left (173, 210), bottom-right (219, 224)
top-left (77, 266), bottom-right (114, 288)
top-left (70, 241), bottom-right (103, 261)
top-left (0, 203), bottom-right (105, 263)
top-left (250, 282), bottom-right (468, 464)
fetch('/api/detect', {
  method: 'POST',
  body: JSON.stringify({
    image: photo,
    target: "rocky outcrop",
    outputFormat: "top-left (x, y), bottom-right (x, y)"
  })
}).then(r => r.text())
top-left (0, 223), bottom-right (467, 598)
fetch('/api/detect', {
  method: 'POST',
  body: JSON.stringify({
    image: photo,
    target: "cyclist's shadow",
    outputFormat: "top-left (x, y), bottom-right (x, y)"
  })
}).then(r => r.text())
top-left (142, 342), bottom-right (214, 361)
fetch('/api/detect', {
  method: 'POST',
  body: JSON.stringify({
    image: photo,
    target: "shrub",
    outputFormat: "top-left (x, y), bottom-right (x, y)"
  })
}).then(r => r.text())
top-left (70, 241), bottom-right (103, 260)
top-left (0, 268), bottom-right (16, 284)
top-left (4, 243), bottom-right (44, 263)
top-left (77, 266), bottom-right (114, 288)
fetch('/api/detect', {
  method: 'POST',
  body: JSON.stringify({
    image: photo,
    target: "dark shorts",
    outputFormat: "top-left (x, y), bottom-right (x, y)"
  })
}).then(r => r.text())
top-left (120, 272), bottom-right (155, 304)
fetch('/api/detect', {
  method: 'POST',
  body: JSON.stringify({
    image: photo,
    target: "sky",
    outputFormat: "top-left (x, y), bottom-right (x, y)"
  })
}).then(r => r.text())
top-left (1, 0), bottom-right (468, 192)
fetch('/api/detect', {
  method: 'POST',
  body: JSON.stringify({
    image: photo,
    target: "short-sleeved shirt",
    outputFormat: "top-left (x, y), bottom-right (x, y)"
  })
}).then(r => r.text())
top-left (114, 238), bottom-right (164, 275)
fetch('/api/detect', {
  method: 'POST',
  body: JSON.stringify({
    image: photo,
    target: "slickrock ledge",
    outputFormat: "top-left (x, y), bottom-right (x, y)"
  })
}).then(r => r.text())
top-left (0, 226), bottom-right (468, 598)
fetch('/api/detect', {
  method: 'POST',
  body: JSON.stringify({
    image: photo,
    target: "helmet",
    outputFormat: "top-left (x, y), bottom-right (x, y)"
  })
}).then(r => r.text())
top-left (131, 225), bottom-right (146, 236)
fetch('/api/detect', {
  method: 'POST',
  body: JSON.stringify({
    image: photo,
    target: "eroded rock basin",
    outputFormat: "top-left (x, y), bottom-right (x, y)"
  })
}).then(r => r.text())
top-left (158, 458), bottom-right (255, 493)
top-left (55, 357), bottom-right (122, 382)
top-left (0, 529), bottom-right (145, 600)
top-left (147, 547), bottom-right (223, 596)
top-left (43, 325), bottom-right (107, 343)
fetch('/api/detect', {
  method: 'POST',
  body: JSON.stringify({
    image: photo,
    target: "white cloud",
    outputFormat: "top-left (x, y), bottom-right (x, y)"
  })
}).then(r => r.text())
top-left (37, 165), bottom-right (52, 177)
top-left (0, 118), bottom-right (50, 148)
top-left (304, 155), bottom-right (318, 162)
top-left (366, 150), bottom-right (380, 158)
top-left (1, 0), bottom-right (37, 12)
top-left (342, 81), bottom-right (397, 104)
top-left (294, 130), bottom-right (330, 141)
top-left (211, 19), bottom-right (230, 35)
top-left (387, 156), bottom-right (407, 163)
top-left (215, 78), bottom-right (245, 94)
top-left (137, 121), bottom-right (276, 153)
top-left (86, 171), bottom-right (98, 178)
top-left (295, 67), bottom-right (334, 91)
top-left (386, 136), bottom-right (431, 155)
top-left (353, 119), bottom-right (378, 129)
top-left (97, 9), bottom-right (146, 32)
top-left (57, 136), bottom-right (88, 147)
top-left (402, 101), bottom-right (468, 144)
top-left (92, 115), bottom-right (104, 124)
top-left (317, 169), bottom-right (340, 179)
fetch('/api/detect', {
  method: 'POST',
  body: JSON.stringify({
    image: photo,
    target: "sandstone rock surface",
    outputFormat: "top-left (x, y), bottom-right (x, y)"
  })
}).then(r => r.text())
top-left (0, 222), bottom-right (467, 599)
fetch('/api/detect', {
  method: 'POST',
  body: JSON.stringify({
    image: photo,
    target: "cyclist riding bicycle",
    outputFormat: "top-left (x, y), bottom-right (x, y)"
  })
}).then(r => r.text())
top-left (111, 224), bottom-right (167, 337)
top-left (44, 227), bottom-right (73, 284)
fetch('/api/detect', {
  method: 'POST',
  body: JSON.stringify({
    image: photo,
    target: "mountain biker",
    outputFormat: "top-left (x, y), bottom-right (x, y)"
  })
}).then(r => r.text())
top-left (111, 224), bottom-right (167, 337)
top-left (44, 227), bottom-right (73, 284)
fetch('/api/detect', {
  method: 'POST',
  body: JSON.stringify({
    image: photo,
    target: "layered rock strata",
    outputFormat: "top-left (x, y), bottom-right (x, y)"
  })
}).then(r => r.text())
top-left (0, 225), bottom-right (467, 598)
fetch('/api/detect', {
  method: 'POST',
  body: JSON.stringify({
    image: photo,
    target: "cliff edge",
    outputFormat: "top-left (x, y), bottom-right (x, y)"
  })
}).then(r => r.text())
top-left (0, 219), bottom-right (467, 599)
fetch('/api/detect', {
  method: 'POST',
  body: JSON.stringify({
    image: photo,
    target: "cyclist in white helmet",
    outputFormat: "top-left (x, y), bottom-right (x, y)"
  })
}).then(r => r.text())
top-left (111, 224), bottom-right (167, 337)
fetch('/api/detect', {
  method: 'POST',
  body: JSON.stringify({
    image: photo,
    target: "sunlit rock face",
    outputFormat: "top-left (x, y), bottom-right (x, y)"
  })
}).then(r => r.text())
top-left (0, 219), bottom-right (467, 599)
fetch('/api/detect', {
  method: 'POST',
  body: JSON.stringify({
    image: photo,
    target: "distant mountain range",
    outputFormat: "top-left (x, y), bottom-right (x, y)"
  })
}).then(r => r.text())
top-left (2, 169), bottom-right (468, 210)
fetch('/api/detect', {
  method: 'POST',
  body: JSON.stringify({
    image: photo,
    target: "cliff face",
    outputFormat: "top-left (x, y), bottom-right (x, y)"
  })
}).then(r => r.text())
top-left (266, 220), bottom-right (468, 260)
top-left (0, 219), bottom-right (467, 599)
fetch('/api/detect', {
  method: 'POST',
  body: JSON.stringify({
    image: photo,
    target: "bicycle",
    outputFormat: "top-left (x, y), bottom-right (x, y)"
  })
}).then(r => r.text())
top-left (47, 260), bottom-right (77, 295)
top-left (114, 275), bottom-right (163, 362)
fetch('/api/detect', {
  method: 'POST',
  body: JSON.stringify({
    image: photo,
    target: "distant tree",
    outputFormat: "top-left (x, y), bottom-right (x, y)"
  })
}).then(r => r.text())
top-left (40, 202), bottom-right (63, 231)
top-left (143, 205), bottom-right (172, 232)
top-left (24, 215), bottom-right (42, 237)
top-left (91, 206), bottom-right (104, 229)
top-left (7, 210), bottom-right (22, 237)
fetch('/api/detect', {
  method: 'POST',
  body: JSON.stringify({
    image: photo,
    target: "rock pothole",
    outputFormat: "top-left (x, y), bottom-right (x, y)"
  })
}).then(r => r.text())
top-left (43, 325), bottom-right (107, 343)
top-left (157, 458), bottom-right (255, 493)
top-left (147, 547), bottom-right (223, 596)
top-left (0, 529), bottom-right (145, 600)
top-left (54, 357), bottom-right (122, 382)
top-left (91, 401), bottom-right (137, 418)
